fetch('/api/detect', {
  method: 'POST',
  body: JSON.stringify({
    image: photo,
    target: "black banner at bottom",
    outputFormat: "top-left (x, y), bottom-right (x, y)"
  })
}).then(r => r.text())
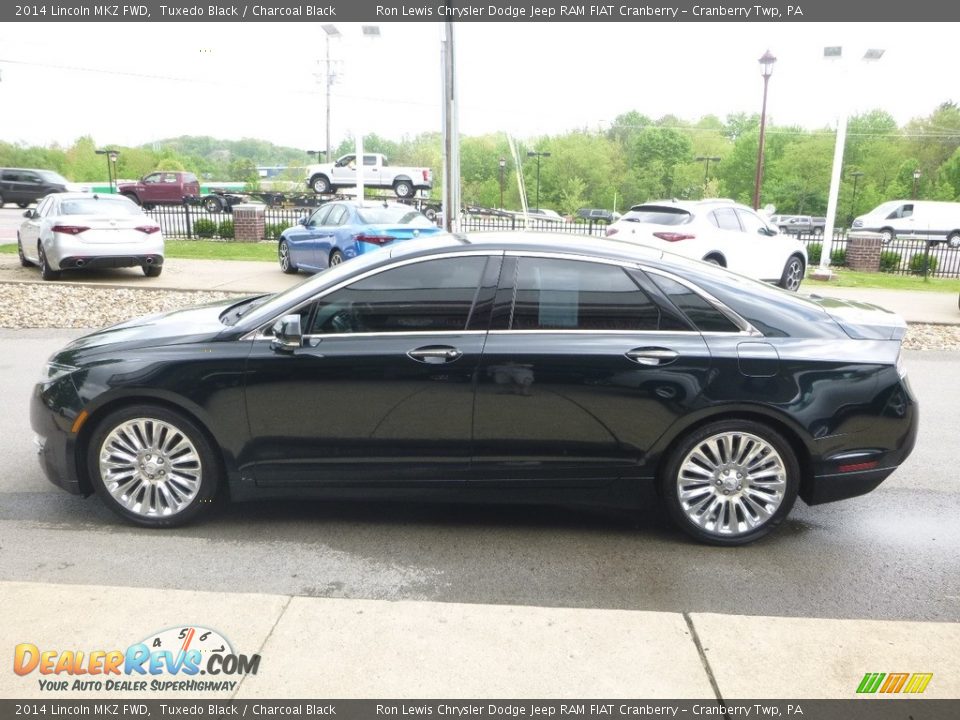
top-left (2, 700), bottom-right (959, 720)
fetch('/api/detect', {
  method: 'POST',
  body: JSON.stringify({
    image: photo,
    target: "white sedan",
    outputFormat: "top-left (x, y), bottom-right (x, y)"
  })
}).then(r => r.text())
top-left (605, 199), bottom-right (808, 291)
top-left (17, 193), bottom-right (164, 281)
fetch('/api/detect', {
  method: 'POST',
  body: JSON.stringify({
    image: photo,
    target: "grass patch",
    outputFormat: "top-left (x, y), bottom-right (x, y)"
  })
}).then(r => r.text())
top-left (0, 239), bottom-right (277, 262)
top-left (808, 269), bottom-right (960, 293)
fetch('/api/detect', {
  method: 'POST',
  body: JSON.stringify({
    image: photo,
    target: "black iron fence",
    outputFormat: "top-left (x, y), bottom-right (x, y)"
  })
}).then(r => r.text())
top-left (796, 233), bottom-right (960, 278)
top-left (149, 205), bottom-right (960, 278)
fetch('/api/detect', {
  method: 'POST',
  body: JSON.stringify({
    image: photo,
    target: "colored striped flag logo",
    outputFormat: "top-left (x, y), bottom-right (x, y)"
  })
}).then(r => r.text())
top-left (857, 672), bottom-right (933, 694)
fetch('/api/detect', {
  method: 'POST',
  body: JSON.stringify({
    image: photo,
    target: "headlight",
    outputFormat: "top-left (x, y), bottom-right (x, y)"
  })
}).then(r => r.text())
top-left (895, 351), bottom-right (907, 379)
top-left (41, 361), bottom-right (79, 384)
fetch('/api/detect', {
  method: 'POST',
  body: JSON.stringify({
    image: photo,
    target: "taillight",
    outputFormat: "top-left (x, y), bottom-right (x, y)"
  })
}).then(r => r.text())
top-left (422, 169), bottom-right (429, 182)
top-left (653, 232), bottom-right (696, 242)
top-left (51, 225), bottom-right (89, 235)
top-left (356, 234), bottom-right (395, 246)
top-left (605, 228), bottom-right (618, 236)
top-left (136, 226), bottom-right (161, 234)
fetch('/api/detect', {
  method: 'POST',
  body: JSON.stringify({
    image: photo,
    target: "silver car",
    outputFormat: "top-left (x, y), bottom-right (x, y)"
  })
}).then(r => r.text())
top-left (18, 193), bottom-right (165, 281)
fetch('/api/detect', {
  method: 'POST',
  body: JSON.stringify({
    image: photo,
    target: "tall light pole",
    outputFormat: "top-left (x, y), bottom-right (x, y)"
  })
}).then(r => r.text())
top-left (96, 149), bottom-right (120, 193)
top-left (527, 150), bottom-right (551, 212)
top-left (499, 157), bottom-right (506, 209)
top-left (752, 50), bottom-right (776, 210)
top-left (912, 169), bottom-right (921, 199)
top-left (695, 155), bottom-right (721, 194)
top-left (848, 170), bottom-right (864, 227)
top-left (321, 24), bottom-right (341, 163)
top-left (815, 47), bottom-right (885, 279)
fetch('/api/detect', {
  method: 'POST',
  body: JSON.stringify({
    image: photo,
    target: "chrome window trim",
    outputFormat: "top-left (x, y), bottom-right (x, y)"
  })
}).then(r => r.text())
top-left (486, 329), bottom-right (756, 337)
top-left (640, 266), bottom-right (762, 337)
top-left (241, 250), bottom-right (502, 341)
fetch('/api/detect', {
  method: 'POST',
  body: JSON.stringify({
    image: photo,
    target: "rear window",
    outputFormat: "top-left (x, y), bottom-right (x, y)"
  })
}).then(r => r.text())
top-left (60, 197), bottom-right (142, 216)
top-left (621, 207), bottom-right (692, 226)
top-left (356, 206), bottom-right (433, 226)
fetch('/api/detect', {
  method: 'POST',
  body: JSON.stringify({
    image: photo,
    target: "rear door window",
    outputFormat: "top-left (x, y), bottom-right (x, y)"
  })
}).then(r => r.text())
top-left (710, 207), bottom-right (743, 231)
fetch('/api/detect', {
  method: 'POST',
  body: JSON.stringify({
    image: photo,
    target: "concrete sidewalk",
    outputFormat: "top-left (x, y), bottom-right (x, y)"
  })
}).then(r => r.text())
top-left (3, 581), bottom-right (958, 700)
top-left (2, 253), bottom-right (958, 325)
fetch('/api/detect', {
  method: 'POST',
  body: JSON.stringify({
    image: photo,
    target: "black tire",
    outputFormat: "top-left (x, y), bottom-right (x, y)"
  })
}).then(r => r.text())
top-left (204, 197), bottom-right (223, 213)
top-left (143, 264), bottom-right (163, 277)
top-left (17, 234), bottom-right (31, 267)
top-left (311, 175), bottom-right (332, 194)
top-left (880, 227), bottom-right (895, 243)
top-left (0, 192), bottom-right (5, 206)
top-left (87, 404), bottom-right (221, 528)
top-left (779, 255), bottom-right (805, 292)
top-left (703, 254), bottom-right (725, 267)
top-left (660, 419), bottom-right (800, 546)
top-left (329, 249), bottom-right (344, 268)
top-left (423, 207), bottom-right (437, 222)
top-left (122, 192), bottom-right (141, 206)
top-left (17, 202), bottom-right (30, 209)
top-left (947, 231), bottom-right (960, 249)
top-left (393, 180), bottom-right (414, 199)
top-left (38, 243), bottom-right (61, 281)
top-left (278, 239), bottom-right (298, 274)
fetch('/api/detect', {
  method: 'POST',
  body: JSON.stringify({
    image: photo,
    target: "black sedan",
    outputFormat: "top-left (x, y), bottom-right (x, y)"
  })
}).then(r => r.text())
top-left (31, 233), bottom-right (917, 545)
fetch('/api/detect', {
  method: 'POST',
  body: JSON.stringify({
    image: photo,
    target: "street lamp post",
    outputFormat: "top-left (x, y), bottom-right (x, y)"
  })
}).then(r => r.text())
top-left (95, 149), bottom-right (120, 193)
top-left (695, 155), bottom-right (721, 194)
top-left (848, 170), bottom-right (864, 227)
top-left (814, 47), bottom-right (885, 280)
top-left (306, 150), bottom-right (324, 162)
top-left (752, 50), bottom-right (776, 210)
top-left (321, 24), bottom-right (341, 163)
top-left (499, 157), bottom-right (506, 209)
top-left (912, 169), bottom-right (921, 199)
top-left (526, 150), bottom-right (551, 212)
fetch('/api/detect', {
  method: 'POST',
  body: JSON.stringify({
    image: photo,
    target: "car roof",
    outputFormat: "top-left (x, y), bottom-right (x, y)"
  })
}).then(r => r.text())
top-left (626, 198), bottom-right (740, 212)
top-left (45, 192), bottom-right (128, 200)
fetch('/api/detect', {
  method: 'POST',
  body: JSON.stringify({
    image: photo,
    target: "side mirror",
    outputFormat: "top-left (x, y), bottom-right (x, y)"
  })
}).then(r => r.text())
top-left (298, 216), bottom-right (308, 226)
top-left (270, 314), bottom-right (303, 353)
top-left (23, 210), bottom-right (34, 218)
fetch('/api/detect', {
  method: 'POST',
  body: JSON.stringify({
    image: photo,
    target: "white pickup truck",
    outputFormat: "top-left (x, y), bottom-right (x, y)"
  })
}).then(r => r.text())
top-left (305, 153), bottom-right (433, 198)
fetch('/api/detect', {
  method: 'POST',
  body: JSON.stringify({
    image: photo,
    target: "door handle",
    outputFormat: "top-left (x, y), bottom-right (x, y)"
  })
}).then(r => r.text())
top-left (626, 348), bottom-right (679, 366)
top-left (408, 346), bottom-right (463, 364)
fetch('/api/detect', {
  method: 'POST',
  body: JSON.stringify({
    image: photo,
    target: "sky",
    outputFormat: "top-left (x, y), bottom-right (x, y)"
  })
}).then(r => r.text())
top-left (0, 22), bottom-right (957, 151)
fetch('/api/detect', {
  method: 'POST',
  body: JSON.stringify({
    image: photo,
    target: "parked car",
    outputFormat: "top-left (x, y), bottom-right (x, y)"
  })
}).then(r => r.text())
top-left (17, 193), bottom-right (164, 280)
top-left (277, 200), bottom-right (442, 274)
top-left (526, 208), bottom-right (564, 222)
top-left (852, 200), bottom-right (960, 246)
top-left (32, 233), bottom-right (916, 545)
top-left (577, 207), bottom-right (621, 224)
top-left (0, 168), bottom-right (72, 208)
top-left (777, 215), bottom-right (825, 236)
top-left (605, 199), bottom-right (808, 291)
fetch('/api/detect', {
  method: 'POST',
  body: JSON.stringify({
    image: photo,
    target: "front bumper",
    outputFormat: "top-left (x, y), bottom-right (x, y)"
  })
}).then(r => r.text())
top-left (29, 382), bottom-right (85, 496)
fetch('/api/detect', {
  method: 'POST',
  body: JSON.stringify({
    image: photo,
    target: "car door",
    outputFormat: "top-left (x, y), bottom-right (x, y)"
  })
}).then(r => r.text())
top-left (471, 254), bottom-right (712, 486)
top-left (331, 155), bottom-right (356, 186)
top-left (734, 207), bottom-right (788, 281)
top-left (242, 253), bottom-right (501, 487)
top-left (315, 204), bottom-right (348, 266)
top-left (283, 205), bottom-right (332, 271)
top-left (19, 195), bottom-right (56, 262)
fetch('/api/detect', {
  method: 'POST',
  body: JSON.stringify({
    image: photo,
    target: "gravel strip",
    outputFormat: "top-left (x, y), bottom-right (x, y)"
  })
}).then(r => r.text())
top-left (0, 282), bottom-right (958, 350)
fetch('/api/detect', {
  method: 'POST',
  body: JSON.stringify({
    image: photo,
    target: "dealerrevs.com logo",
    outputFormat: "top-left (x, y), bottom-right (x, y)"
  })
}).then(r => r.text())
top-left (13, 626), bottom-right (261, 692)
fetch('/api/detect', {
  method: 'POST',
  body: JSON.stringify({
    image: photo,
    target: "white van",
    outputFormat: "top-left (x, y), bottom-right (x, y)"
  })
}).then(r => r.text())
top-left (852, 200), bottom-right (960, 247)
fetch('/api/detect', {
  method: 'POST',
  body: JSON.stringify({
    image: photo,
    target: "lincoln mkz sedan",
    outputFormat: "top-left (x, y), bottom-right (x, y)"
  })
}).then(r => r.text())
top-left (31, 234), bottom-right (917, 545)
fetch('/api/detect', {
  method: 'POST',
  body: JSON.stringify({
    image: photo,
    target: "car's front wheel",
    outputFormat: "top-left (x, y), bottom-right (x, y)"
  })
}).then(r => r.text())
top-left (779, 255), bottom-right (805, 291)
top-left (278, 239), bottom-right (298, 274)
top-left (87, 405), bottom-right (220, 528)
top-left (660, 420), bottom-right (799, 546)
top-left (17, 234), bottom-right (31, 267)
top-left (311, 175), bottom-right (332, 194)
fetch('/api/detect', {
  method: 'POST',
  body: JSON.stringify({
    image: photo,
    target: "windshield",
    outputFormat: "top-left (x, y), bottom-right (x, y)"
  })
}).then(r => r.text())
top-left (356, 206), bottom-right (433, 226)
top-left (60, 197), bottom-right (142, 215)
top-left (37, 170), bottom-right (70, 184)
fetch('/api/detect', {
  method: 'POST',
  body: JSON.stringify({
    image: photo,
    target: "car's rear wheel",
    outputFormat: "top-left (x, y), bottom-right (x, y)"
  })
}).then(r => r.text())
top-left (329, 249), bottom-right (344, 267)
top-left (87, 405), bottom-right (220, 528)
top-left (143, 264), bottom-right (163, 277)
top-left (703, 254), bottom-right (725, 267)
top-left (947, 231), bottom-right (960, 249)
top-left (660, 420), bottom-right (799, 546)
top-left (779, 255), bottom-right (805, 291)
top-left (278, 239), bottom-right (298, 274)
top-left (17, 202), bottom-right (30, 209)
top-left (38, 243), bottom-right (61, 281)
top-left (204, 196), bottom-right (223, 213)
top-left (17, 234), bottom-right (31, 267)
top-left (122, 192), bottom-right (140, 206)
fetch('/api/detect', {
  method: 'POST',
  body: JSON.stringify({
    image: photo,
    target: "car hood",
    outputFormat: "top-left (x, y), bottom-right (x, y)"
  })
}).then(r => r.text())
top-left (54, 298), bottom-right (241, 362)
top-left (804, 294), bottom-right (907, 340)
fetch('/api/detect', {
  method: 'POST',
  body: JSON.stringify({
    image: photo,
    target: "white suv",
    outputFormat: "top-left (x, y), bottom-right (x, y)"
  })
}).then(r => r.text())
top-left (606, 199), bottom-right (808, 291)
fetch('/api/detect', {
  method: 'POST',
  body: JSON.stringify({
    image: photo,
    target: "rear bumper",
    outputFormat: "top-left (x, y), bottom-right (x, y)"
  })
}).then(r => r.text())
top-left (57, 254), bottom-right (163, 270)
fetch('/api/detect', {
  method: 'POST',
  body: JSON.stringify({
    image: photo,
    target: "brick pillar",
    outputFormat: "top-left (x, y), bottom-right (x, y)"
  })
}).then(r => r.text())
top-left (845, 231), bottom-right (883, 272)
top-left (232, 203), bottom-right (266, 243)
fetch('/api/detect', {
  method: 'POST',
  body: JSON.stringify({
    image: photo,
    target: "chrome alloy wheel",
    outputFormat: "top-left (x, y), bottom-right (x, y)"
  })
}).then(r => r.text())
top-left (675, 431), bottom-right (787, 537)
top-left (98, 418), bottom-right (202, 518)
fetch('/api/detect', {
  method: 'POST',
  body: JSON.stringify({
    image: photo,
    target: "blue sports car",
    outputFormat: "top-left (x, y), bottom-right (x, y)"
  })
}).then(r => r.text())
top-left (277, 200), bottom-right (441, 274)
